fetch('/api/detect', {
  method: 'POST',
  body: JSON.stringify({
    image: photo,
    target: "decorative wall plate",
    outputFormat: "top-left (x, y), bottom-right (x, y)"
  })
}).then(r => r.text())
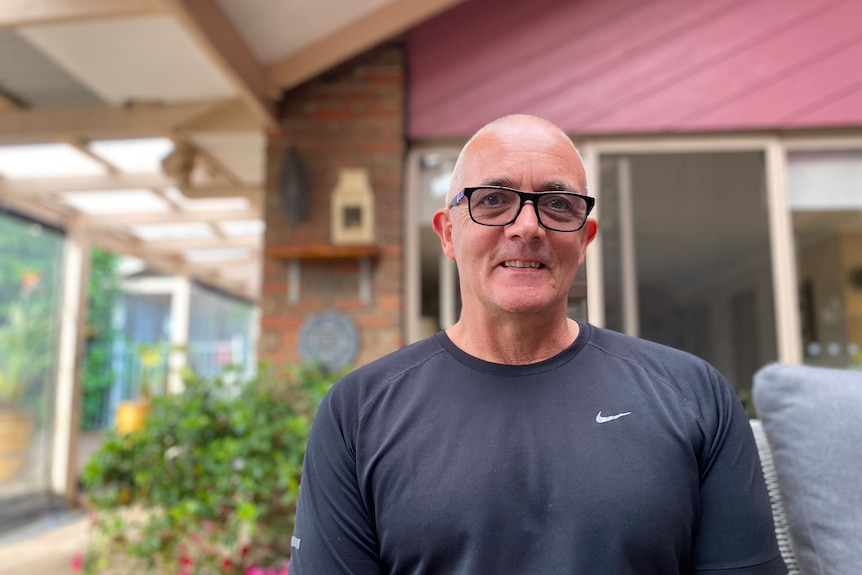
top-left (297, 310), bottom-right (359, 371)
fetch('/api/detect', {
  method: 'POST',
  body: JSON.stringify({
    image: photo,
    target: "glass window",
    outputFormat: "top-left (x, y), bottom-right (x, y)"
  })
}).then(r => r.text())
top-left (0, 210), bottom-right (64, 520)
top-left (417, 152), bottom-right (461, 337)
top-left (789, 150), bottom-right (862, 369)
top-left (598, 152), bottom-right (777, 414)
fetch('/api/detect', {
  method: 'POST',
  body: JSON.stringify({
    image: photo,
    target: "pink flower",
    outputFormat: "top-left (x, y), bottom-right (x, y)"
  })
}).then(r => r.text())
top-left (71, 553), bottom-right (83, 571)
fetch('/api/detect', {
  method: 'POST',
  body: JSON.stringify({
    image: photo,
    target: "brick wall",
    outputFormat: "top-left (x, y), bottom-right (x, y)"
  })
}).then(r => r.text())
top-left (259, 43), bottom-right (405, 371)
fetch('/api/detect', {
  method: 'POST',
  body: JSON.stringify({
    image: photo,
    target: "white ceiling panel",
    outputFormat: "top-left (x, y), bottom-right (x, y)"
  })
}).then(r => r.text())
top-left (0, 30), bottom-right (102, 107)
top-left (164, 187), bottom-right (250, 211)
top-left (0, 143), bottom-right (106, 177)
top-left (58, 189), bottom-right (172, 214)
top-left (88, 138), bottom-right (174, 173)
top-left (191, 132), bottom-right (265, 185)
top-left (184, 247), bottom-right (251, 262)
top-left (131, 222), bottom-right (214, 241)
top-left (216, 0), bottom-right (394, 63)
top-left (218, 219), bottom-right (265, 236)
top-left (18, 15), bottom-right (237, 104)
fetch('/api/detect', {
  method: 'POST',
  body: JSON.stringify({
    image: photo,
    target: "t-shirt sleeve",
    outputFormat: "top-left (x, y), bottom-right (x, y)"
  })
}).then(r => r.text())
top-left (289, 386), bottom-right (381, 574)
top-left (691, 368), bottom-right (787, 574)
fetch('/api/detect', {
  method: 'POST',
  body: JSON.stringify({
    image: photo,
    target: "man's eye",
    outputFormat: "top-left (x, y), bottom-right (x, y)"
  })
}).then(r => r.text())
top-left (481, 194), bottom-right (502, 206)
top-left (545, 196), bottom-right (574, 211)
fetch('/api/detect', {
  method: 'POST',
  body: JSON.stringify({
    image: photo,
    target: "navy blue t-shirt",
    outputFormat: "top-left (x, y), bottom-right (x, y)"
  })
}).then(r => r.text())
top-left (291, 322), bottom-right (786, 574)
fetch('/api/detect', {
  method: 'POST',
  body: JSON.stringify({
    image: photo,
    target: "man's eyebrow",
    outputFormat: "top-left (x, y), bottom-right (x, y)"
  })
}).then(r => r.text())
top-left (478, 178), bottom-right (579, 192)
top-left (542, 180), bottom-right (578, 192)
top-left (480, 177), bottom-right (514, 187)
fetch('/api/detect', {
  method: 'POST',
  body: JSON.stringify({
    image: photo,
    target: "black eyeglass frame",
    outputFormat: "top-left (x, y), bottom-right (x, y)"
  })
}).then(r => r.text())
top-left (449, 186), bottom-right (596, 232)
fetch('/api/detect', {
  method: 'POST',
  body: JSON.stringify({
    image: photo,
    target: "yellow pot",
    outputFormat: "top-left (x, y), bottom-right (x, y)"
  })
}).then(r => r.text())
top-left (115, 400), bottom-right (150, 434)
top-left (0, 409), bottom-right (35, 480)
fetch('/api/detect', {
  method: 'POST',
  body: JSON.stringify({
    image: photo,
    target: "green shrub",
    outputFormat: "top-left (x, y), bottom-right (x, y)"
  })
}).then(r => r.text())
top-left (81, 364), bottom-right (338, 574)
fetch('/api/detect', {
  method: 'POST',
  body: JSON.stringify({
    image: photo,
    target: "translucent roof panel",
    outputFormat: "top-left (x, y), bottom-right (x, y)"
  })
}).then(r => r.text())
top-left (58, 189), bottom-right (172, 214)
top-left (0, 143), bottom-right (107, 178)
top-left (88, 138), bottom-right (174, 173)
top-left (163, 187), bottom-right (250, 211)
top-left (184, 247), bottom-right (251, 262)
top-left (217, 219), bottom-right (265, 236)
top-left (130, 222), bottom-right (214, 241)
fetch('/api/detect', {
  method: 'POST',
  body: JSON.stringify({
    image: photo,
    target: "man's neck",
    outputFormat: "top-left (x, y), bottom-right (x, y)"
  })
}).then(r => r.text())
top-left (446, 314), bottom-right (580, 365)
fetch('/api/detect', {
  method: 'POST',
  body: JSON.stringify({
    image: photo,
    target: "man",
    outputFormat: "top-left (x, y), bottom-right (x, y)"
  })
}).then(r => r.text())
top-left (290, 115), bottom-right (786, 574)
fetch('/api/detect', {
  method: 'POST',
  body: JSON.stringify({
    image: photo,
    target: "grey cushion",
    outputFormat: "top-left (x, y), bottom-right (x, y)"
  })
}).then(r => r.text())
top-left (753, 363), bottom-right (862, 575)
top-left (750, 419), bottom-right (800, 574)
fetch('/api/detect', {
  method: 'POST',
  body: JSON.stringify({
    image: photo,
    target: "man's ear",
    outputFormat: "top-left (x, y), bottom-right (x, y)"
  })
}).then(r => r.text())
top-left (432, 208), bottom-right (456, 260)
top-left (577, 218), bottom-right (598, 266)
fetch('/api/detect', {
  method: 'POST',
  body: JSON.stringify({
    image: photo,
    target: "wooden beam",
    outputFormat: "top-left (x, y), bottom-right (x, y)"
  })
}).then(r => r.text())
top-left (62, 137), bottom-right (119, 175)
top-left (167, 133), bottom-right (239, 187)
top-left (267, 0), bottom-right (464, 90)
top-left (0, 172), bottom-right (173, 195)
top-left (173, 99), bottom-right (264, 133)
top-left (91, 231), bottom-right (185, 271)
top-left (0, 172), bottom-right (260, 203)
top-left (91, 231), bottom-right (259, 302)
top-left (0, 91), bottom-right (23, 111)
top-left (78, 206), bottom-right (260, 226)
top-left (2, 186), bottom-right (260, 302)
top-left (0, 192), bottom-right (67, 228)
top-left (180, 184), bottom-right (261, 200)
top-left (0, 100), bottom-right (255, 144)
top-left (141, 234), bottom-right (260, 251)
top-left (183, 255), bottom-right (257, 271)
top-left (158, 0), bottom-right (276, 125)
top-left (0, 0), bottom-right (159, 29)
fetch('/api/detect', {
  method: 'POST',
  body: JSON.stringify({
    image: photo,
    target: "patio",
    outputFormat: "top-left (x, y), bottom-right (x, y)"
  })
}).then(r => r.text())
top-left (0, 510), bottom-right (88, 575)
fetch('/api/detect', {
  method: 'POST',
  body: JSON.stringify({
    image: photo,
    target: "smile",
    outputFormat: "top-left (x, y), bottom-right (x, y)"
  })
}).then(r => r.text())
top-left (502, 260), bottom-right (544, 268)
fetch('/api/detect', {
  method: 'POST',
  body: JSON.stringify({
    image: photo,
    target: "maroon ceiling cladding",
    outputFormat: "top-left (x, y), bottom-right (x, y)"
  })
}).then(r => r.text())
top-left (407, 0), bottom-right (862, 138)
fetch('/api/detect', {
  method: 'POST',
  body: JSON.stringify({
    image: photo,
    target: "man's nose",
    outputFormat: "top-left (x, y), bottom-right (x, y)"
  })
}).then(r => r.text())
top-left (506, 200), bottom-right (543, 240)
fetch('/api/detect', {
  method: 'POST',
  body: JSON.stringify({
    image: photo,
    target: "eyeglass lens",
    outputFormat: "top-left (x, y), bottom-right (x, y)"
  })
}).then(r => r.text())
top-left (469, 188), bottom-right (588, 231)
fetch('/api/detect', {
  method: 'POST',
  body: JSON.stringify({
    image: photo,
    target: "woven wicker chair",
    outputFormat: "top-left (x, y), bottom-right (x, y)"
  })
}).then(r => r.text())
top-left (750, 419), bottom-right (799, 575)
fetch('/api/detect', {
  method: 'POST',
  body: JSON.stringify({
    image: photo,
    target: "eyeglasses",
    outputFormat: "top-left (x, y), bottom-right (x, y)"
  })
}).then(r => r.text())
top-left (449, 186), bottom-right (595, 232)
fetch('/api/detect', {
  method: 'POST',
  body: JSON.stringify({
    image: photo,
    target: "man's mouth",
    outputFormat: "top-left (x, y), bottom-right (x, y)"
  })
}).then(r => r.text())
top-left (502, 260), bottom-right (544, 269)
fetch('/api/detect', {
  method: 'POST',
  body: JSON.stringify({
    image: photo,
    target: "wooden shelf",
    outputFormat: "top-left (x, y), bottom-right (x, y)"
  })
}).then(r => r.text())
top-left (266, 244), bottom-right (378, 262)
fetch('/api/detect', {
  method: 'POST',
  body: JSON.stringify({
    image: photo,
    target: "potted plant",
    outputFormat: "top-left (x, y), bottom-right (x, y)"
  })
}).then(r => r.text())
top-left (81, 363), bottom-right (338, 574)
top-left (115, 342), bottom-right (168, 434)
top-left (0, 290), bottom-right (54, 480)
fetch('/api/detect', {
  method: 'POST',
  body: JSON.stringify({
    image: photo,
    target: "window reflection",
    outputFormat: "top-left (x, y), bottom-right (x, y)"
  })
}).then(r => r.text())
top-left (789, 150), bottom-right (862, 369)
top-left (0, 210), bottom-right (63, 520)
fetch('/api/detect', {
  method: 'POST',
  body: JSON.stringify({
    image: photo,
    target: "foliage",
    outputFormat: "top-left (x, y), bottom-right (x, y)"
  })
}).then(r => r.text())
top-left (0, 212), bottom-right (62, 307)
top-left (136, 341), bottom-right (171, 399)
top-left (81, 247), bottom-right (122, 430)
top-left (0, 212), bottom-right (62, 410)
top-left (81, 363), bottom-right (339, 574)
top-left (0, 290), bottom-right (54, 408)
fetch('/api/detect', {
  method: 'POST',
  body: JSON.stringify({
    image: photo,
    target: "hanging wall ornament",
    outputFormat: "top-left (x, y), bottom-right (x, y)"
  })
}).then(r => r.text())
top-left (278, 146), bottom-right (310, 225)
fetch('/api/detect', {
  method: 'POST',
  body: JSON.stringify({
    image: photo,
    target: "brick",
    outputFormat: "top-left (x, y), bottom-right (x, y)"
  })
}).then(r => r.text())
top-left (261, 44), bottom-right (406, 369)
top-left (355, 314), bottom-right (395, 328)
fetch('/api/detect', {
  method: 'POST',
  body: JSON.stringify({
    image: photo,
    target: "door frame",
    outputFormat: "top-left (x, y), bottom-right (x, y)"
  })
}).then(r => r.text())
top-left (406, 134), bottom-right (812, 365)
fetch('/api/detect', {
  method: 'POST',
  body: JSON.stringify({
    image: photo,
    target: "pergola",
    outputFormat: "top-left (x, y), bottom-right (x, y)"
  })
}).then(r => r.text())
top-left (0, 0), bottom-right (462, 300)
top-left (0, 0), bottom-right (461, 502)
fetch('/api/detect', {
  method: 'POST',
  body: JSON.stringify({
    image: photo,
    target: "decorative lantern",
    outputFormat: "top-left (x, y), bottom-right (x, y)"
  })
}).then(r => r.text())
top-left (331, 168), bottom-right (375, 245)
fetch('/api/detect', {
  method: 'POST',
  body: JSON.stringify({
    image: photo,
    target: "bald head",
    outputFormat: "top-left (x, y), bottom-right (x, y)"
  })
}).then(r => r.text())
top-left (445, 115), bottom-right (585, 206)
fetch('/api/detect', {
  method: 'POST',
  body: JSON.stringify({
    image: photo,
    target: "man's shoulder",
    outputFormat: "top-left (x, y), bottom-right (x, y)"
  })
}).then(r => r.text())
top-left (325, 334), bottom-right (448, 407)
top-left (582, 323), bottom-right (721, 392)
top-left (584, 323), bottom-right (704, 364)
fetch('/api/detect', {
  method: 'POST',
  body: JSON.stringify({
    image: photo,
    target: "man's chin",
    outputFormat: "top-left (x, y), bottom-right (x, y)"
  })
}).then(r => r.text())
top-left (492, 293), bottom-right (560, 316)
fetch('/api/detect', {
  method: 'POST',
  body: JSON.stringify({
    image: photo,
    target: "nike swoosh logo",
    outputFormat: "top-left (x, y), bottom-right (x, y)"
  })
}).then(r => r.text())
top-left (596, 411), bottom-right (632, 424)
